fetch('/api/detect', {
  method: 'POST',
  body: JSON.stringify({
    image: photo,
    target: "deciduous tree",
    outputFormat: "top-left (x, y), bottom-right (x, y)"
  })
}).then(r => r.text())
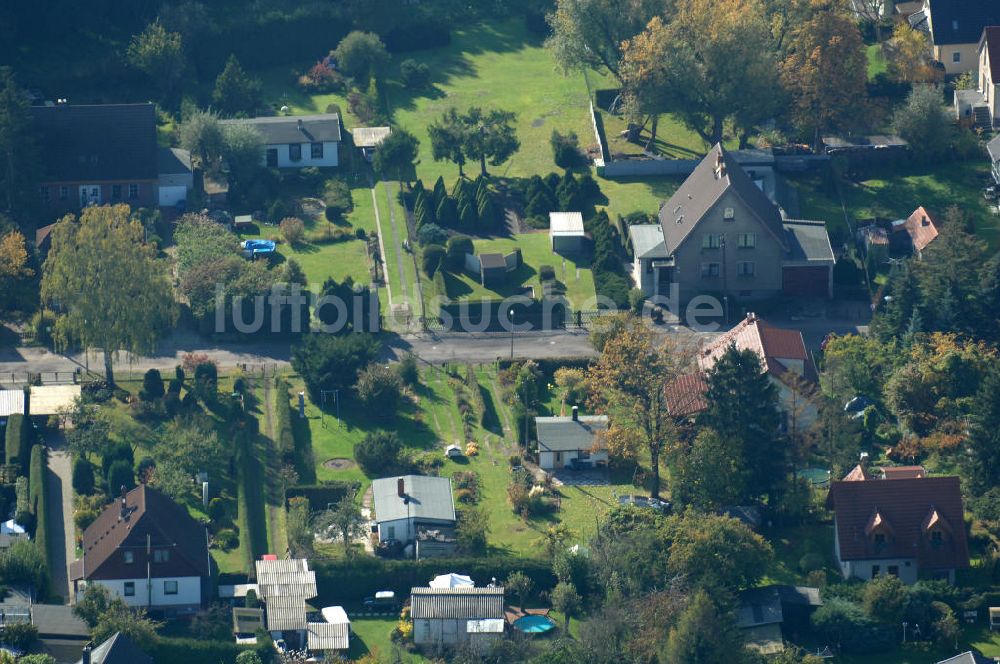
top-left (428, 108), bottom-right (469, 176)
top-left (178, 109), bottom-right (225, 171)
top-left (665, 591), bottom-right (746, 664)
top-left (41, 205), bottom-right (175, 384)
top-left (332, 31), bottom-right (390, 81)
top-left (126, 21), bottom-right (184, 101)
top-left (315, 496), bottom-right (366, 557)
top-left (461, 107), bottom-right (519, 177)
top-left (372, 129), bottom-right (419, 180)
top-left (888, 24), bottom-right (939, 84)
top-left (892, 85), bottom-right (952, 163)
top-left (550, 581), bottom-right (581, 631)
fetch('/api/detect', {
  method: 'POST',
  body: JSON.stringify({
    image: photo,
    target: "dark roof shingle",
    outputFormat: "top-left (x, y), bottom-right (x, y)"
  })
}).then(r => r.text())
top-left (76, 632), bottom-right (153, 664)
top-left (927, 0), bottom-right (1000, 44)
top-left (30, 104), bottom-right (158, 182)
top-left (220, 114), bottom-right (342, 144)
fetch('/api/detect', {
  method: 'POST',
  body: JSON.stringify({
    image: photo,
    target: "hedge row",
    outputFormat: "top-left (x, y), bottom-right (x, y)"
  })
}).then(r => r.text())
top-left (235, 424), bottom-right (269, 572)
top-left (4, 412), bottom-right (33, 474)
top-left (286, 481), bottom-right (359, 512)
top-left (497, 357), bottom-right (592, 381)
top-left (272, 376), bottom-right (295, 461)
top-left (28, 445), bottom-right (48, 573)
top-left (314, 556), bottom-right (557, 605)
top-left (148, 637), bottom-right (246, 664)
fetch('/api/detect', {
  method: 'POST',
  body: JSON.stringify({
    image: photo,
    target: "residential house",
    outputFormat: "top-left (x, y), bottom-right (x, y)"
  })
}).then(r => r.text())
top-left (76, 632), bottom-right (153, 664)
top-left (826, 473), bottom-right (969, 584)
top-left (410, 586), bottom-right (505, 648)
top-left (737, 585), bottom-right (823, 655)
top-left (255, 557), bottom-right (317, 648)
top-left (535, 407), bottom-right (609, 470)
top-left (655, 144), bottom-right (834, 303)
top-left (70, 484), bottom-right (210, 613)
top-left (549, 212), bottom-right (586, 253)
top-left (157, 146), bottom-right (194, 207)
top-left (936, 651), bottom-right (993, 664)
top-left (990, 134), bottom-right (1000, 184)
top-left (665, 312), bottom-right (819, 429)
top-left (30, 103), bottom-right (188, 214)
top-left (909, 0), bottom-right (1000, 75)
top-left (975, 27), bottom-right (1000, 129)
top-left (371, 476), bottom-right (457, 551)
top-left (221, 114), bottom-right (341, 169)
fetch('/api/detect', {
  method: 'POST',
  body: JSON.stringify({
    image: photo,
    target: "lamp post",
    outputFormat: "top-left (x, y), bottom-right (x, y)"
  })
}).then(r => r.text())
top-left (509, 308), bottom-right (515, 360)
top-left (902, 621), bottom-right (908, 644)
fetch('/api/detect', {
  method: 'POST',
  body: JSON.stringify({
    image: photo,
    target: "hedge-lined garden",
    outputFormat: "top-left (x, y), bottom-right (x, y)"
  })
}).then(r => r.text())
top-left (235, 418), bottom-right (269, 573)
top-left (4, 412), bottom-right (33, 474)
top-left (28, 444), bottom-right (49, 574)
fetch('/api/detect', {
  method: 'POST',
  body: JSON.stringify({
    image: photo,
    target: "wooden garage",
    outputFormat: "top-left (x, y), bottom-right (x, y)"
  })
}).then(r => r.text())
top-left (782, 265), bottom-right (830, 297)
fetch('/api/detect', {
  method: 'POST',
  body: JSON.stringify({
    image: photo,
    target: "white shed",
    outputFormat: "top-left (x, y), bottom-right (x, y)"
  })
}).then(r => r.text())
top-left (549, 212), bottom-right (585, 253)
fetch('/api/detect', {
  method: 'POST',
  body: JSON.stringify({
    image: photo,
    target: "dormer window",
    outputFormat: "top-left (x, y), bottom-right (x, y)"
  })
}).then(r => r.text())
top-left (874, 533), bottom-right (886, 550)
top-left (123, 551), bottom-right (134, 564)
top-left (724, 207), bottom-right (735, 220)
top-left (153, 549), bottom-right (170, 563)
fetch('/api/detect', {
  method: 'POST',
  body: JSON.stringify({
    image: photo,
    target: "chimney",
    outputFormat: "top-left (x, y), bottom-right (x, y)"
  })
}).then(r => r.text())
top-left (746, 312), bottom-right (756, 323)
top-left (120, 485), bottom-right (128, 518)
top-left (921, 215), bottom-right (929, 226)
top-left (397, 478), bottom-right (405, 498)
top-left (572, 406), bottom-right (578, 421)
top-left (297, 118), bottom-right (304, 131)
top-left (82, 644), bottom-right (92, 664)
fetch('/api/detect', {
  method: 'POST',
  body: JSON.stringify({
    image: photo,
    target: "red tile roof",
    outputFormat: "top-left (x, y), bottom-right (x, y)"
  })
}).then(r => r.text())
top-left (881, 465), bottom-right (926, 480)
top-left (664, 373), bottom-right (709, 418)
top-left (842, 464), bottom-right (870, 481)
top-left (77, 484), bottom-right (209, 582)
top-left (826, 476), bottom-right (969, 569)
top-left (894, 207), bottom-right (939, 253)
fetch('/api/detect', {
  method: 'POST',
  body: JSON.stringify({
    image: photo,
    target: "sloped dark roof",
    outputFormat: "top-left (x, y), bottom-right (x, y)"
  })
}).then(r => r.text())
top-left (927, 0), bottom-right (1000, 45)
top-left (937, 651), bottom-right (993, 664)
top-left (157, 146), bottom-right (192, 175)
top-left (982, 26), bottom-right (1000, 73)
top-left (658, 144), bottom-right (787, 256)
top-left (220, 114), bottom-right (342, 144)
top-left (77, 484), bottom-right (209, 582)
top-left (535, 415), bottom-right (608, 452)
top-left (826, 476), bottom-right (969, 569)
top-left (30, 104), bottom-right (158, 182)
top-left (410, 587), bottom-right (505, 620)
top-left (479, 253), bottom-right (507, 270)
top-left (76, 632), bottom-right (153, 664)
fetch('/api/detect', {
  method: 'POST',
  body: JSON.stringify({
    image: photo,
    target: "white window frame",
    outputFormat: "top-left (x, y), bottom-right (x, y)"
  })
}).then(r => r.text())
top-left (128, 184), bottom-right (139, 200)
top-left (723, 207), bottom-right (735, 220)
top-left (737, 233), bottom-right (756, 248)
top-left (737, 261), bottom-right (755, 277)
top-left (310, 143), bottom-right (323, 159)
top-left (124, 581), bottom-right (135, 597)
top-left (289, 144), bottom-right (302, 162)
top-left (701, 262), bottom-right (720, 278)
top-left (123, 551), bottom-right (134, 564)
top-left (164, 580), bottom-right (178, 595)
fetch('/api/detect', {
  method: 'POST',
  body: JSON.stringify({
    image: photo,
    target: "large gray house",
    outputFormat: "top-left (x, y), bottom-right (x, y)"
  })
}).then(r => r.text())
top-left (636, 144), bottom-right (834, 303)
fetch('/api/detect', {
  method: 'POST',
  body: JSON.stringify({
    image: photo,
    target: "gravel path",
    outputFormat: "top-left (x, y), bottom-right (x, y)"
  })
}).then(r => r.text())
top-left (46, 447), bottom-right (74, 603)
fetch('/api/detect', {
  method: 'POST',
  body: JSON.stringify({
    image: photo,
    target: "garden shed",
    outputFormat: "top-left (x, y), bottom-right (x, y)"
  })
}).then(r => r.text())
top-left (478, 253), bottom-right (508, 287)
top-left (549, 212), bottom-right (585, 253)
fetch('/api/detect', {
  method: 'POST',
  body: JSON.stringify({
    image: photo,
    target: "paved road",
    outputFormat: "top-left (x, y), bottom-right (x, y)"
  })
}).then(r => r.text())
top-left (45, 447), bottom-right (74, 603)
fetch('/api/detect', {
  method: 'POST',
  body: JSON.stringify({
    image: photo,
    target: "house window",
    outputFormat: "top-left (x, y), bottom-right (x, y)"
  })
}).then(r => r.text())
top-left (311, 143), bottom-right (323, 159)
top-left (128, 184), bottom-right (139, 200)
top-left (164, 580), bottom-right (178, 595)
top-left (701, 263), bottom-right (720, 278)
top-left (930, 530), bottom-right (944, 548)
top-left (874, 533), bottom-right (886, 551)
top-left (737, 233), bottom-right (756, 248)
top-left (266, 148), bottom-right (278, 167)
top-left (289, 144), bottom-right (302, 162)
top-left (953, 51), bottom-right (961, 63)
top-left (871, 565), bottom-right (880, 579)
top-left (888, 565), bottom-right (899, 577)
top-left (123, 551), bottom-right (134, 564)
top-left (59, 186), bottom-right (68, 200)
top-left (737, 261), bottom-right (755, 277)
top-left (124, 582), bottom-right (135, 597)
top-left (40, 186), bottom-right (50, 203)
top-left (723, 207), bottom-right (735, 220)
top-left (702, 234), bottom-right (721, 249)
top-left (153, 549), bottom-right (170, 563)
top-left (111, 184), bottom-right (122, 201)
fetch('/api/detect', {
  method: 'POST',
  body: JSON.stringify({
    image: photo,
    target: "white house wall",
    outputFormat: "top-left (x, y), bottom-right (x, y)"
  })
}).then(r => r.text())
top-left (80, 575), bottom-right (201, 608)
top-left (266, 142), bottom-right (339, 169)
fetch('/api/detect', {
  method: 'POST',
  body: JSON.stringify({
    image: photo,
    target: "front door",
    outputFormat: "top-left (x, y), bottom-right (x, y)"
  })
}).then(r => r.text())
top-left (266, 148), bottom-right (278, 168)
top-left (79, 185), bottom-right (101, 207)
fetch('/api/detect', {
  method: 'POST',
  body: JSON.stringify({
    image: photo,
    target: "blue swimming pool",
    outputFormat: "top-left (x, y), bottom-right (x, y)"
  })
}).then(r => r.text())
top-left (513, 615), bottom-right (556, 634)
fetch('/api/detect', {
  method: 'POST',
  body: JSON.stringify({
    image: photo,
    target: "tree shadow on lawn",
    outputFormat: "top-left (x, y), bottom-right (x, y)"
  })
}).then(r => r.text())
top-left (479, 382), bottom-right (503, 435)
top-left (320, 392), bottom-right (438, 451)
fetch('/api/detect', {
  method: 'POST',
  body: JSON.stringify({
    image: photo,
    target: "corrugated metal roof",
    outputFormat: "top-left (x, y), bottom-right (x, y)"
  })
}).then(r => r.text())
top-left (410, 586), bottom-right (505, 620)
top-left (307, 621), bottom-right (349, 650)
top-left (0, 390), bottom-right (25, 417)
top-left (255, 558), bottom-right (317, 599)
top-left (549, 212), bottom-right (585, 236)
top-left (372, 475), bottom-right (456, 524)
top-left (535, 415), bottom-right (608, 452)
top-left (353, 126), bottom-right (391, 148)
top-left (263, 595), bottom-right (309, 632)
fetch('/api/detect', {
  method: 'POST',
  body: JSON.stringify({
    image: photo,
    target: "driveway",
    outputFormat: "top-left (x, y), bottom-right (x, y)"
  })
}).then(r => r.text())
top-left (45, 445), bottom-right (74, 603)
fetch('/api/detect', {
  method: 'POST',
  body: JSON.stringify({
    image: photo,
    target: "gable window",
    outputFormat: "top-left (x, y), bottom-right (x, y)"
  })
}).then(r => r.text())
top-left (702, 234), bottom-right (721, 249)
top-left (737, 261), bottom-right (755, 277)
top-left (128, 184), bottom-right (139, 200)
top-left (737, 233), bottom-right (756, 248)
top-left (153, 549), bottom-right (170, 563)
top-left (930, 530), bottom-right (944, 548)
top-left (111, 184), bottom-right (122, 201)
top-left (873, 533), bottom-right (886, 551)
top-left (40, 186), bottom-right (50, 203)
top-left (701, 262), bottom-right (720, 278)
top-left (124, 582), bottom-right (135, 597)
top-left (123, 551), bottom-right (134, 564)
top-left (953, 52), bottom-right (961, 63)
top-left (164, 580), bottom-right (178, 595)
top-left (723, 207), bottom-right (735, 220)
top-left (311, 143), bottom-right (324, 159)
top-left (289, 144), bottom-right (302, 162)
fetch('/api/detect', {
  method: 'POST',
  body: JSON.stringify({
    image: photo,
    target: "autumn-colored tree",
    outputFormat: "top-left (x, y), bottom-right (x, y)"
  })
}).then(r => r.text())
top-left (781, 3), bottom-right (868, 149)
top-left (586, 319), bottom-right (692, 497)
top-left (41, 205), bottom-right (175, 384)
top-left (888, 23), bottom-right (940, 84)
top-left (621, 2), bottom-right (781, 147)
top-left (0, 229), bottom-right (32, 280)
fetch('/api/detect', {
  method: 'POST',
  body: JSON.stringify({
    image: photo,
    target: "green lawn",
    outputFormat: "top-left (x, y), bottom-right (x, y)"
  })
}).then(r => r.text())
top-left (788, 161), bottom-right (1000, 249)
top-left (349, 618), bottom-right (430, 663)
top-left (435, 233), bottom-right (597, 308)
top-left (867, 44), bottom-right (889, 80)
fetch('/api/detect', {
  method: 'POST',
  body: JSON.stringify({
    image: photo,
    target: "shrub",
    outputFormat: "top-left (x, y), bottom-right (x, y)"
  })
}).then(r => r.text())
top-left (0, 620), bottom-right (38, 651)
top-left (396, 353), bottom-right (420, 386)
top-left (333, 31), bottom-right (389, 80)
top-left (416, 223), bottom-right (448, 247)
top-left (208, 497), bottom-right (228, 523)
top-left (106, 459), bottom-right (135, 497)
top-left (280, 217), bottom-right (306, 244)
top-left (139, 369), bottom-right (165, 402)
top-left (267, 199), bottom-right (291, 224)
top-left (799, 552), bottom-right (826, 574)
top-left (628, 288), bottom-right (646, 314)
top-left (355, 364), bottom-right (404, 415)
top-left (14, 477), bottom-right (31, 529)
top-left (28, 445), bottom-right (48, 570)
top-left (539, 265), bottom-right (556, 282)
top-left (213, 528), bottom-right (238, 551)
top-left (291, 333), bottom-right (381, 401)
top-left (446, 235), bottom-right (474, 271)
top-left (420, 244), bottom-right (445, 277)
top-left (273, 376), bottom-right (295, 461)
top-left (400, 59), bottom-right (431, 89)
top-left (4, 412), bottom-right (32, 473)
top-left (72, 458), bottom-right (95, 495)
top-left (551, 130), bottom-right (584, 168)
top-left (298, 59), bottom-right (345, 93)
top-left (323, 179), bottom-right (354, 219)
top-left (355, 431), bottom-right (402, 476)
top-left (193, 362), bottom-right (219, 403)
